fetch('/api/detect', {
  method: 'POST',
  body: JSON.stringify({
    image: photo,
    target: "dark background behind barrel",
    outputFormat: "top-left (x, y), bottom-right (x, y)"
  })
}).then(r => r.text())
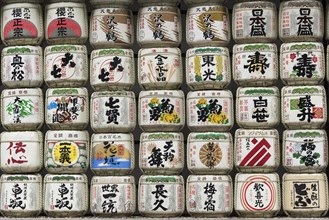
top-left (0, 0), bottom-right (327, 217)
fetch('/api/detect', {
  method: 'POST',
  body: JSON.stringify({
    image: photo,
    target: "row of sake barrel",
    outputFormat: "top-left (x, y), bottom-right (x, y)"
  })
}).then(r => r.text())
top-left (0, 86), bottom-right (326, 131)
top-left (2, 43), bottom-right (328, 92)
top-left (0, 173), bottom-right (327, 218)
top-left (1, 0), bottom-right (328, 48)
top-left (2, 129), bottom-right (326, 175)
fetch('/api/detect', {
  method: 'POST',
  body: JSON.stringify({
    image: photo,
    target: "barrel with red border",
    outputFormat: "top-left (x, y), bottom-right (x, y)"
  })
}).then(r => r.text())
top-left (235, 173), bottom-right (280, 217)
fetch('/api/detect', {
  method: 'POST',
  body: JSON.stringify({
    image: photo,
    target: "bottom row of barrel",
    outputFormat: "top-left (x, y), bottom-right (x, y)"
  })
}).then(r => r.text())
top-left (0, 173), bottom-right (326, 217)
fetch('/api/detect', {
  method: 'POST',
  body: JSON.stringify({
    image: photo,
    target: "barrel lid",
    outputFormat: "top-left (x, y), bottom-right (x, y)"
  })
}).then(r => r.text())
top-left (91, 176), bottom-right (135, 184)
top-left (2, 46), bottom-right (42, 55)
top-left (45, 130), bottom-right (89, 141)
top-left (234, 43), bottom-right (277, 52)
top-left (45, 45), bottom-right (87, 54)
top-left (281, 42), bottom-right (324, 51)
top-left (282, 86), bottom-right (325, 95)
top-left (140, 132), bottom-right (183, 142)
top-left (237, 87), bottom-right (279, 97)
top-left (139, 47), bottom-right (181, 56)
top-left (2, 88), bottom-right (42, 97)
top-left (2, 2), bottom-right (41, 9)
top-left (46, 88), bottom-right (88, 96)
top-left (139, 90), bottom-right (184, 97)
top-left (235, 129), bottom-right (279, 138)
top-left (1, 174), bottom-right (42, 183)
top-left (187, 90), bottom-right (232, 99)
top-left (234, 1), bottom-right (276, 8)
top-left (283, 129), bottom-right (327, 142)
top-left (92, 133), bottom-right (133, 142)
top-left (91, 48), bottom-right (133, 59)
top-left (188, 132), bottom-right (231, 141)
top-left (283, 172), bottom-right (327, 181)
top-left (45, 2), bottom-right (86, 8)
top-left (44, 174), bottom-right (88, 183)
top-left (91, 91), bottom-right (135, 98)
top-left (1, 131), bottom-right (42, 142)
top-left (236, 173), bottom-right (279, 182)
top-left (187, 175), bottom-right (231, 183)
top-left (139, 175), bottom-right (184, 184)
top-left (186, 47), bottom-right (229, 56)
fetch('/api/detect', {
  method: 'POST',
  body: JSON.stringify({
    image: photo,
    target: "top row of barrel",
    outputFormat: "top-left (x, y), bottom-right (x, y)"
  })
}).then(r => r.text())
top-left (0, 0), bottom-right (326, 47)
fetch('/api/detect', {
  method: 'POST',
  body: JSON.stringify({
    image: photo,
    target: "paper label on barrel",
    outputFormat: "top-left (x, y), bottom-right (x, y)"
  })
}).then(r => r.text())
top-left (235, 133), bottom-right (277, 168)
top-left (188, 96), bottom-right (232, 126)
top-left (91, 141), bottom-right (132, 169)
top-left (2, 6), bottom-right (39, 40)
top-left (284, 131), bottom-right (327, 169)
top-left (188, 180), bottom-right (231, 213)
top-left (234, 44), bottom-right (277, 81)
top-left (139, 183), bottom-right (183, 213)
top-left (292, 180), bottom-right (320, 209)
top-left (281, 44), bottom-right (324, 81)
top-left (2, 48), bottom-right (41, 83)
top-left (1, 140), bottom-right (41, 171)
top-left (139, 7), bottom-right (180, 43)
top-left (46, 94), bottom-right (87, 124)
top-left (237, 93), bottom-right (279, 126)
top-left (3, 92), bottom-right (41, 125)
top-left (187, 6), bottom-right (229, 44)
top-left (45, 182), bottom-right (85, 211)
top-left (46, 6), bottom-right (84, 39)
top-left (234, 5), bottom-right (276, 40)
top-left (141, 139), bottom-right (183, 170)
top-left (187, 48), bottom-right (229, 85)
top-left (46, 141), bottom-right (88, 169)
top-left (1, 182), bottom-right (40, 211)
top-left (281, 4), bottom-right (322, 38)
top-left (91, 183), bottom-right (134, 214)
top-left (188, 140), bottom-right (231, 171)
top-left (238, 176), bottom-right (277, 211)
top-left (283, 92), bottom-right (325, 124)
top-left (45, 46), bottom-right (86, 82)
top-left (141, 97), bottom-right (183, 125)
top-left (92, 96), bottom-right (134, 128)
top-left (139, 49), bottom-right (181, 87)
top-left (91, 50), bottom-right (134, 87)
top-left (91, 8), bottom-right (132, 45)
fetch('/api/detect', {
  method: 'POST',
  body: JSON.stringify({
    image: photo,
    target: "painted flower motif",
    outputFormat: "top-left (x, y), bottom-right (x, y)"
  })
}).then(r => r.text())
top-left (208, 112), bottom-right (228, 124)
top-left (160, 112), bottom-right (180, 123)
top-left (150, 98), bottom-right (159, 105)
top-left (198, 98), bottom-right (207, 105)
top-left (290, 53), bottom-right (296, 61)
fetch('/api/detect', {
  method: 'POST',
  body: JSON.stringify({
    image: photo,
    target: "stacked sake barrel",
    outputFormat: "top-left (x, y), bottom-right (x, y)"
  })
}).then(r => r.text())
top-left (136, 0), bottom-right (185, 217)
top-left (184, 0), bottom-right (234, 217)
top-left (279, 0), bottom-right (329, 217)
top-left (88, 0), bottom-right (137, 217)
top-left (0, 0), bottom-right (44, 217)
top-left (42, 0), bottom-right (90, 217)
top-left (232, 0), bottom-right (281, 217)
